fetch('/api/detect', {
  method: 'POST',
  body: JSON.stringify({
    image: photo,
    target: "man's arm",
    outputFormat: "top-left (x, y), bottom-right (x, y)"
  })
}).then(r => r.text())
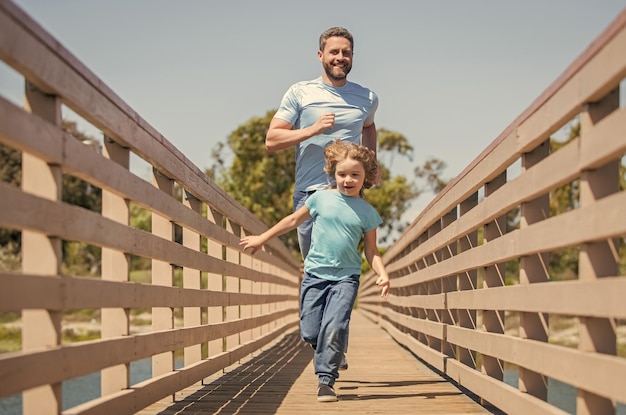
top-left (361, 122), bottom-right (377, 157)
top-left (361, 122), bottom-right (380, 184)
top-left (266, 114), bottom-right (335, 153)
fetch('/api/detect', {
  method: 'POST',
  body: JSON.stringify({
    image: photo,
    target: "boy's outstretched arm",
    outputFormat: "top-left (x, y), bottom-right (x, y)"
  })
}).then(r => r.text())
top-left (240, 205), bottom-right (311, 255)
top-left (363, 228), bottom-right (390, 299)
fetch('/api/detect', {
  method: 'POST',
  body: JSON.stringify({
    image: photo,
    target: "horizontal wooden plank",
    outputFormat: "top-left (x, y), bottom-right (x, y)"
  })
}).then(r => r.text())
top-left (391, 189), bottom-right (626, 287)
top-left (0, 272), bottom-right (298, 312)
top-left (447, 325), bottom-right (626, 402)
top-left (446, 360), bottom-right (569, 415)
top-left (447, 277), bottom-right (626, 318)
top-left (389, 107), bottom-right (626, 278)
top-left (65, 321), bottom-right (299, 415)
top-left (0, 312), bottom-right (298, 397)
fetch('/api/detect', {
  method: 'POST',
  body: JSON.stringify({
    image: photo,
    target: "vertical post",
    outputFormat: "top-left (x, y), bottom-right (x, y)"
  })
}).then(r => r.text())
top-left (482, 172), bottom-right (506, 384)
top-left (261, 261), bottom-right (271, 336)
top-left (239, 229), bottom-right (253, 346)
top-left (457, 192), bottom-right (478, 369)
top-left (225, 219), bottom-right (241, 362)
top-left (416, 232), bottom-right (428, 344)
top-left (21, 82), bottom-right (63, 415)
top-left (151, 168), bottom-right (174, 401)
top-left (183, 191), bottom-right (202, 368)
top-left (101, 137), bottom-right (131, 396)
top-left (206, 208), bottom-right (224, 360)
top-left (427, 221), bottom-right (442, 352)
top-left (519, 140), bottom-right (550, 400)
top-left (440, 207), bottom-right (458, 361)
top-left (251, 252), bottom-right (262, 340)
top-left (576, 87), bottom-right (619, 415)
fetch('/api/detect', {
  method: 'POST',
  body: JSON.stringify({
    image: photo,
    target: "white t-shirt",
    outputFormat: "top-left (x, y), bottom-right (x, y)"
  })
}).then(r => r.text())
top-left (274, 77), bottom-right (378, 192)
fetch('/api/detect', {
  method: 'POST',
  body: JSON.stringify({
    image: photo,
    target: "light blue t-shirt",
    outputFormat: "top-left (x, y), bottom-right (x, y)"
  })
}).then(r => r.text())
top-left (304, 190), bottom-right (382, 280)
top-left (274, 77), bottom-right (378, 192)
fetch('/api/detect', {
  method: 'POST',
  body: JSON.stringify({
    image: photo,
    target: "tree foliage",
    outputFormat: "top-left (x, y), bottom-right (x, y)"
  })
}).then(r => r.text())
top-left (208, 110), bottom-right (446, 254)
top-left (0, 120), bottom-right (103, 274)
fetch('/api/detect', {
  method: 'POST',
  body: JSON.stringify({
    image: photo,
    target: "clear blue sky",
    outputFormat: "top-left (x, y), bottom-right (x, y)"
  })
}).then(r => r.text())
top-left (2, 0), bottom-right (625, 213)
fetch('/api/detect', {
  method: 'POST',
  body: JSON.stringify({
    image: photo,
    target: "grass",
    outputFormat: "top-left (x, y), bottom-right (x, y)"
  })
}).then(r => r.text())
top-left (0, 325), bottom-right (21, 352)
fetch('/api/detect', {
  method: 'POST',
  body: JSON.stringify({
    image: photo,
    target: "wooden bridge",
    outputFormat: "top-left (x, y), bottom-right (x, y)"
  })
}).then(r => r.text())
top-left (1, 1), bottom-right (626, 414)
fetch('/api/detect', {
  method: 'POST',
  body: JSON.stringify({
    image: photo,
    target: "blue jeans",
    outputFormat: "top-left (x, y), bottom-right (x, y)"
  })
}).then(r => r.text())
top-left (293, 190), bottom-right (314, 260)
top-left (300, 272), bottom-right (360, 386)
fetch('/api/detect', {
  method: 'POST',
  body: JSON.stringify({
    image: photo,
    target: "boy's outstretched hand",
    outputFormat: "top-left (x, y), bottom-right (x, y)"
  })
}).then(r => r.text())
top-left (376, 275), bottom-right (390, 299)
top-left (240, 235), bottom-right (264, 255)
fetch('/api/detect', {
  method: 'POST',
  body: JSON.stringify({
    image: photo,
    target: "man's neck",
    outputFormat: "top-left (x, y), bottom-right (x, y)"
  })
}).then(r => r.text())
top-left (321, 74), bottom-right (347, 87)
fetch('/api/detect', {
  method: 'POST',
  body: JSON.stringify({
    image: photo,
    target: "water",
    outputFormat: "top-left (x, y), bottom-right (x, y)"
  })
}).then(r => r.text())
top-left (0, 358), bottom-right (152, 415)
top-left (2, 366), bottom-right (625, 414)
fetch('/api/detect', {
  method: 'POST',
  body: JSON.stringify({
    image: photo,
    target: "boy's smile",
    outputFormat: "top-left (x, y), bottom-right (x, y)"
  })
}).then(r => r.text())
top-left (334, 157), bottom-right (365, 198)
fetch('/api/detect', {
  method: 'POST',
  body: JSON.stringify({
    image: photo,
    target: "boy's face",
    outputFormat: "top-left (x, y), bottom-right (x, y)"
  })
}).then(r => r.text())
top-left (334, 157), bottom-right (364, 198)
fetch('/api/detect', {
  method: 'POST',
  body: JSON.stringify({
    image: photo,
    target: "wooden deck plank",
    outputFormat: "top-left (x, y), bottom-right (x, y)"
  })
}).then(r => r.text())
top-left (138, 311), bottom-right (499, 414)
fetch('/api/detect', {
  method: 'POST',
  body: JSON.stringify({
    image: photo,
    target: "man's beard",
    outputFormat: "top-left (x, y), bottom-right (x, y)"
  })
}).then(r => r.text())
top-left (324, 62), bottom-right (351, 81)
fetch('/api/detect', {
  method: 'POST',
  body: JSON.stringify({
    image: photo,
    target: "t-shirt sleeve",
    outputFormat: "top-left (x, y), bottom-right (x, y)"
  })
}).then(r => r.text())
top-left (363, 206), bottom-right (382, 232)
top-left (274, 84), bottom-right (300, 125)
top-left (305, 192), bottom-right (319, 219)
top-left (364, 91), bottom-right (379, 125)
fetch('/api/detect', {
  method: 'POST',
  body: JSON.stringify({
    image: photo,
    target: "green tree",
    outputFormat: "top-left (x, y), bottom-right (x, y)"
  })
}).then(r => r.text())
top-left (210, 110), bottom-right (299, 251)
top-left (0, 120), bottom-right (104, 274)
top-left (0, 142), bottom-right (22, 269)
top-left (208, 110), bottom-right (443, 254)
top-left (548, 123), bottom-right (581, 279)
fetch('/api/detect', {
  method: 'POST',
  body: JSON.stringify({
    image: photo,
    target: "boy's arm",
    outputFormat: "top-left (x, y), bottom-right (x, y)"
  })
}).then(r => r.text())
top-left (240, 205), bottom-right (311, 254)
top-left (363, 228), bottom-right (390, 299)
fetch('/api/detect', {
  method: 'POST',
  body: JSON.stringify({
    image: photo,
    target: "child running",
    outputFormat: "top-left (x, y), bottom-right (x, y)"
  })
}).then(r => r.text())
top-left (240, 139), bottom-right (390, 402)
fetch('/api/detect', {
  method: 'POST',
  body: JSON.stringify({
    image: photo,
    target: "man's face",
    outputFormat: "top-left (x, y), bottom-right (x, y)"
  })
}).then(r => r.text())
top-left (318, 36), bottom-right (353, 82)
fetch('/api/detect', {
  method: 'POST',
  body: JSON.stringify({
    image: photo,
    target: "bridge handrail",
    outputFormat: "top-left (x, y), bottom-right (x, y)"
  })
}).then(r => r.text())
top-left (0, 1), bottom-right (300, 414)
top-left (360, 8), bottom-right (626, 415)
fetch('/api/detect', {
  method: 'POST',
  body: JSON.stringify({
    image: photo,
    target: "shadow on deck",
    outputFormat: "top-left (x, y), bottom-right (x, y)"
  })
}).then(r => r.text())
top-left (138, 312), bottom-right (501, 415)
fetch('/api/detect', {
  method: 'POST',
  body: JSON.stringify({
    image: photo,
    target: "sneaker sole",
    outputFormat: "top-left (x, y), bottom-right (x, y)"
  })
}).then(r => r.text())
top-left (317, 395), bottom-right (338, 402)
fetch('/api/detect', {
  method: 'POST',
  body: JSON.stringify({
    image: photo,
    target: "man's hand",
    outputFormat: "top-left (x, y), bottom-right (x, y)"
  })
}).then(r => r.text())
top-left (311, 113), bottom-right (335, 135)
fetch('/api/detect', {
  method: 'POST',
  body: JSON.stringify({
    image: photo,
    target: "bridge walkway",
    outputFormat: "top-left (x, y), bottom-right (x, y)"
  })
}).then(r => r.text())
top-left (138, 312), bottom-right (499, 415)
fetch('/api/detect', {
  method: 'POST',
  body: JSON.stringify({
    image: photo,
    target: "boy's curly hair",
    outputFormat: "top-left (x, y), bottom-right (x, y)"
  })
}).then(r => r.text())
top-left (324, 139), bottom-right (378, 196)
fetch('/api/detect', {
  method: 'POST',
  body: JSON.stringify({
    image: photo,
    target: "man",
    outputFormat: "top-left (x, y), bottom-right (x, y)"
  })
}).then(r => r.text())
top-left (265, 26), bottom-right (379, 373)
top-left (266, 26), bottom-right (379, 259)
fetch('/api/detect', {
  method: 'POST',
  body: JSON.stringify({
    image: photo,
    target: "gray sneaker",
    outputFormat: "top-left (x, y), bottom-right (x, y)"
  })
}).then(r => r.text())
top-left (317, 384), bottom-right (338, 402)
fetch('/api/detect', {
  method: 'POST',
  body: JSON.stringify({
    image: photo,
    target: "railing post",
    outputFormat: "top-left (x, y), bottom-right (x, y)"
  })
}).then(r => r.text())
top-left (416, 232), bottom-right (428, 343)
top-left (206, 208), bottom-right (224, 360)
top-left (440, 207), bottom-right (458, 361)
top-left (101, 136), bottom-right (131, 396)
top-left (457, 192), bottom-right (478, 369)
top-left (183, 191), bottom-right (202, 369)
top-left (519, 139), bottom-right (550, 400)
top-left (225, 219), bottom-right (241, 363)
top-left (481, 173), bottom-right (506, 384)
top-left (576, 87), bottom-right (620, 415)
top-left (239, 228), bottom-right (253, 346)
top-left (151, 168), bottom-right (175, 401)
top-left (427, 221), bottom-right (442, 352)
top-left (21, 82), bottom-right (63, 415)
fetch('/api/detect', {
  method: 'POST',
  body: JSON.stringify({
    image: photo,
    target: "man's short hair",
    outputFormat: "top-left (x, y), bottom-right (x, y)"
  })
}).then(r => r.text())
top-left (319, 27), bottom-right (354, 51)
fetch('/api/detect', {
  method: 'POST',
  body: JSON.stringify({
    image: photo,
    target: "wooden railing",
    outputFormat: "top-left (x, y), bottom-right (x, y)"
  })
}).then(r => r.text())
top-left (2, 0), bottom-right (626, 414)
top-left (359, 8), bottom-right (626, 415)
top-left (0, 1), bottom-right (301, 414)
